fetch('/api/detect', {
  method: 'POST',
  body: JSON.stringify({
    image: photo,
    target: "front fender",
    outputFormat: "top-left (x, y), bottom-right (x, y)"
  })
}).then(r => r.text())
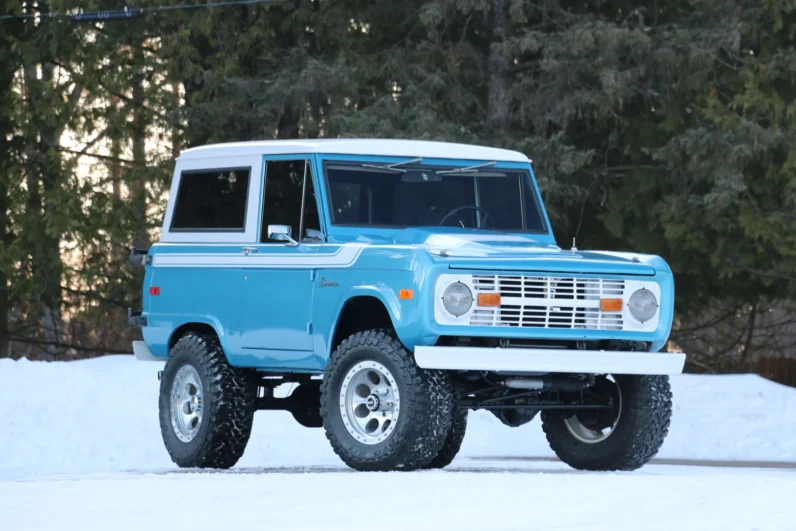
top-left (314, 270), bottom-right (422, 359)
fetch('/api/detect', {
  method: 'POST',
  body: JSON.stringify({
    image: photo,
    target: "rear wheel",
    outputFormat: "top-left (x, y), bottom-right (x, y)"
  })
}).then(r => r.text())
top-left (159, 332), bottom-right (256, 469)
top-left (541, 375), bottom-right (672, 471)
top-left (424, 408), bottom-right (467, 469)
top-left (320, 330), bottom-right (454, 471)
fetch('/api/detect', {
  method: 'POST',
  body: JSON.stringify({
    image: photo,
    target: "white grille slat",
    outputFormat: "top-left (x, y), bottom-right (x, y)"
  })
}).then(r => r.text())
top-left (470, 274), bottom-right (626, 331)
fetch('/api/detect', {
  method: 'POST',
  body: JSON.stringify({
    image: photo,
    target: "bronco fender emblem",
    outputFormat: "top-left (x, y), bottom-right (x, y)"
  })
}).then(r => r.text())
top-left (319, 277), bottom-right (339, 288)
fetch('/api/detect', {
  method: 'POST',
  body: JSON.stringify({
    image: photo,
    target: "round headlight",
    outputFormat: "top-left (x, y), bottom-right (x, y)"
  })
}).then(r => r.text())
top-left (442, 282), bottom-right (473, 317)
top-left (628, 289), bottom-right (658, 323)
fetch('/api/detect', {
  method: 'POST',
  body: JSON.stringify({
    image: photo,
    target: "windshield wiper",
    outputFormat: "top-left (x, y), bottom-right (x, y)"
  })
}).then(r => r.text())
top-left (436, 161), bottom-right (497, 175)
top-left (361, 157), bottom-right (423, 173)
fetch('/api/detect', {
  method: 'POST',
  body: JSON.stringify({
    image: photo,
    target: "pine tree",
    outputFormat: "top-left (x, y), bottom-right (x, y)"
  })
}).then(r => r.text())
top-left (0, 0), bottom-right (794, 369)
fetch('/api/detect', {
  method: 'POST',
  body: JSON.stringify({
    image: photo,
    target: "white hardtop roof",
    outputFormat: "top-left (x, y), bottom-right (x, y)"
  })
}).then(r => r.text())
top-left (178, 139), bottom-right (530, 163)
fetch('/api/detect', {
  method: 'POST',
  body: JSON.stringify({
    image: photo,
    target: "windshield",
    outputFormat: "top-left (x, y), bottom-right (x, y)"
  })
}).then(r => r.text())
top-left (325, 163), bottom-right (546, 232)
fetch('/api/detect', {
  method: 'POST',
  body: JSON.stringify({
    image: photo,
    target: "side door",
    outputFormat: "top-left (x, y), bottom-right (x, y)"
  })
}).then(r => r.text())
top-left (240, 156), bottom-right (323, 358)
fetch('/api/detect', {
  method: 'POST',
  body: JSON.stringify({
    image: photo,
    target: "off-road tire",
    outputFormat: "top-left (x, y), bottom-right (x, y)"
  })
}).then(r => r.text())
top-left (321, 330), bottom-right (454, 471)
top-left (424, 408), bottom-right (467, 469)
top-left (541, 375), bottom-right (672, 471)
top-left (159, 332), bottom-right (256, 469)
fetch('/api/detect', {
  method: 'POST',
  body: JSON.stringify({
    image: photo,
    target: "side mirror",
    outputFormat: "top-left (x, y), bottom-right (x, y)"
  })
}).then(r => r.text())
top-left (268, 224), bottom-right (299, 247)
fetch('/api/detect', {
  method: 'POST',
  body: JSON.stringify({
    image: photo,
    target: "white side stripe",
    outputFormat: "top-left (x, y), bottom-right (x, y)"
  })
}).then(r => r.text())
top-left (152, 244), bottom-right (367, 268)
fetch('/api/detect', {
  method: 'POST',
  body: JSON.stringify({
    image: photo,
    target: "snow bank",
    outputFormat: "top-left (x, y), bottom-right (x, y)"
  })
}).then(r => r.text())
top-left (1, 355), bottom-right (795, 479)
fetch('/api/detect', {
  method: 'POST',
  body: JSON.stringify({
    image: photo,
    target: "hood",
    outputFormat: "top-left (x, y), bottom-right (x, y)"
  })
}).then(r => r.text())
top-left (388, 229), bottom-right (656, 276)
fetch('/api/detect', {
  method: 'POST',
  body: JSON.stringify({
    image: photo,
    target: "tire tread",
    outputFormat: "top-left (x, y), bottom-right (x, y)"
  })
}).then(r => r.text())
top-left (541, 375), bottom-right (673, 471)
top-left (424, 408), bottom-right (467, 469)
top-left (159, 332), bottom-right (255, 469)
top-left (320, 330), bottom-right (453, 471)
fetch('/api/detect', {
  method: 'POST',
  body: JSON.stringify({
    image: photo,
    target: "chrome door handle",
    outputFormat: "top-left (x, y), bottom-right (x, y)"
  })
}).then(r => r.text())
top-left (242, 247), bottom-right (259, 256)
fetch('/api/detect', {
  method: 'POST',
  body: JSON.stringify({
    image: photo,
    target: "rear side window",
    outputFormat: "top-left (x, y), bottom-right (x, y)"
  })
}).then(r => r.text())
top-left (171, 168), bottom-right (251, 231)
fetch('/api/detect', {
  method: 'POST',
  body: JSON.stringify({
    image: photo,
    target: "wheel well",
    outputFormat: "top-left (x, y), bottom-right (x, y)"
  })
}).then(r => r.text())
top-left (169, 322), bottom-right (218, 350)
top-left (332, 296), bottom-right (394, 351)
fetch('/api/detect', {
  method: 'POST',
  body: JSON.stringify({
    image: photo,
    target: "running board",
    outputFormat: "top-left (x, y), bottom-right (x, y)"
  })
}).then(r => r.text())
top-left (414, 346), bottom-right (686, 375)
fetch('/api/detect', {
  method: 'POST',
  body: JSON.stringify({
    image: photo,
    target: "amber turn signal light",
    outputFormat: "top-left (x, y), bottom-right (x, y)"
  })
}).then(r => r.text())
top-left (398, 289), bottom-right (414, 300)
top-left (600, 298), bottom-right (623, 312)
top-left (477, 293), bottom-right (501, 307)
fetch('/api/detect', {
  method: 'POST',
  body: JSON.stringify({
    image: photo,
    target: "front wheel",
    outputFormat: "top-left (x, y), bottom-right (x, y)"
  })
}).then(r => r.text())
top-left (541, 375), bottom-right (672, 471)
top-left (320, 330), bottom-right (454, 471)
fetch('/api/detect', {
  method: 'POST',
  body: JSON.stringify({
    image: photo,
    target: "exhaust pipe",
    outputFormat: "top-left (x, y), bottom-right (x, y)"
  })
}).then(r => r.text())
top-left (502, 378), bottom-right (544, 390)
top-left (502, 377), bottom-right (589, 392)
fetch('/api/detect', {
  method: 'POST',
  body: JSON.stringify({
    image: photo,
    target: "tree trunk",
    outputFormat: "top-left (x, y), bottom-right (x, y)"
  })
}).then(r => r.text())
top-left (171, 83), bottom-right (182, 157)
top-left (277, 107), bottom-right (300, 139)
top-left (486, 0), bottom-right (510, 132)
top-left (0, 170), bottom-right (9, 359)
top-left (110, 102), bottom-right (126, 271)
top-left (39, 59), bottom-right (66, 361)
top-left (0, 0), bottom-right (14, 358)
top-left (21, 1), bottom-right (65, 360)
top-left (131, 61), bottom-right (149, 250)
top-left (275, 20), bottom-right (299, 139)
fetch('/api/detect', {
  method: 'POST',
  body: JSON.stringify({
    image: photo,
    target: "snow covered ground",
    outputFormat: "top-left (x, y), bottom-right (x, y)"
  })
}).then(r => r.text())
top-left (4, 465), bottom-right (795, 531)
top-left (2, 356), bottom-right (796, 530)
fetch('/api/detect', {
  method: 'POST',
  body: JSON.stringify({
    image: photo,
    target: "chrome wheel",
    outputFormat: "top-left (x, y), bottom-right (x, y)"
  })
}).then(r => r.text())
top-left (339, 361), bottom-right (400, 445)
top-left (564, 376), bottom-right (622, 444)
top-left (170, 365), bottom-right (204, 443)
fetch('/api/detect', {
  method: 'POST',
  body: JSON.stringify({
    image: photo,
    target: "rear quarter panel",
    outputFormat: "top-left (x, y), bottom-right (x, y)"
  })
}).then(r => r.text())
top-left (141, 244), bottom-right (245, 358)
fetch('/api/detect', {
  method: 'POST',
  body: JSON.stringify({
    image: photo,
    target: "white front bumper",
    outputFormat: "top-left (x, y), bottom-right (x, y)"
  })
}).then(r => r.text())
top-left (414, 346), bottom-right (685, 375)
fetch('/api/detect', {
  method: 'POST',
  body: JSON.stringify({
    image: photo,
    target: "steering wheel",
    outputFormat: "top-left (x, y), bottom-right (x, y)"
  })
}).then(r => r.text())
top-left (438, 205), bottom-right (493, 228)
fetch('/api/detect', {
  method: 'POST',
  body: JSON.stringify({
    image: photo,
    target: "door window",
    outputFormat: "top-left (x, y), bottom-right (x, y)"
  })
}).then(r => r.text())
top-left (260, 160), bottom-right (322, 242)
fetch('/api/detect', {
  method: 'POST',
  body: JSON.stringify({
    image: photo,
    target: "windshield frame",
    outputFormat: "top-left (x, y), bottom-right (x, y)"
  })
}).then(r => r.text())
top-left (320, 155), bottom-right (550, 236)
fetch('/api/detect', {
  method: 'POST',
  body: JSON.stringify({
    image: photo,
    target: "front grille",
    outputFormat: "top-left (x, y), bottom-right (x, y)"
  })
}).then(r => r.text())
top-left (469, 275), bottom-right (626, 330)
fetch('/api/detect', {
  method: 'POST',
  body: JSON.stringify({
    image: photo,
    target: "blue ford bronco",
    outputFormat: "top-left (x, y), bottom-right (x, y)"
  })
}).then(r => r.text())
top-left (129, 139), bottom-right (685, 472)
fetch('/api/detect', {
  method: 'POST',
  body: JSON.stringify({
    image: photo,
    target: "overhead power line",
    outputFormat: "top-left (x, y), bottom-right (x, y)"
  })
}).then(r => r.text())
top-left (0, 0), bottom-right (290, 22)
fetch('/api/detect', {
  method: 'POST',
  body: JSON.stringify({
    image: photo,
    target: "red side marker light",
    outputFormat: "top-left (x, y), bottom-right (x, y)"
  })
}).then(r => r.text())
top-left (150, 286), bottom-right (161, 296)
